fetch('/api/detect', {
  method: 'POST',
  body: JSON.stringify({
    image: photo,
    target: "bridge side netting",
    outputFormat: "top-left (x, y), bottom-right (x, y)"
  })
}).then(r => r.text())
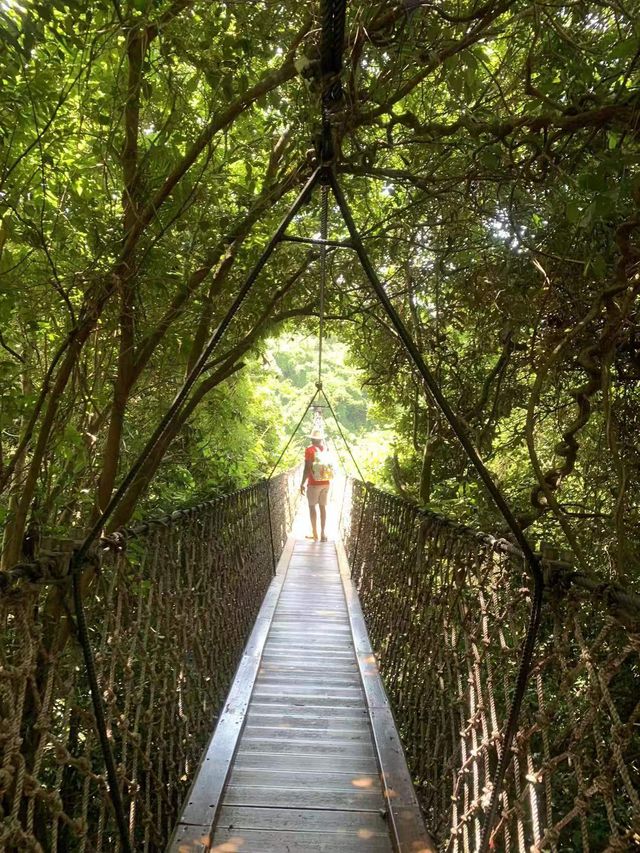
top-left (0, 468), bottom-right (300, 852)
top-left (341, 478), bottom-right (639, 852)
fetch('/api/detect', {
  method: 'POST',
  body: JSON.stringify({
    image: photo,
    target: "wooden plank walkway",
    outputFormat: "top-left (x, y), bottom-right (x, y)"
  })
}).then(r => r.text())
top-left (170, 533), bottom-right (433, 853)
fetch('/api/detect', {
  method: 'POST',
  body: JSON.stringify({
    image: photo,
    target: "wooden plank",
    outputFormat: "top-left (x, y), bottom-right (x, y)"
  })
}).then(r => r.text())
top-left (258, 661), bottom-right (359, 673)
top-left (260, 655), bottom-right (356, 666)
top-left (260, 659), bottom-right (357, 669)
top-left (257, 665), bottom-right (359, 677)
top-left (214, 805), bottom-right (390, 835)
top-left (274, 613), bottom-right (347, 620)
top-left (254, 683), bottom-right (364, 695)
top-left (276, 603), bottom-right (346, 609)
top-left (260, 646), bottom-right (354, 656)
top-left (275, 599), bottom-right (348, 605)
top-left (262, 643), bottom-right (355, 654)
top-left (249, 692), bottom-right (365, 707)
top-left (274, 611), bottom-right (348, 619)
top-left (232, 751), bottom-right (379, 774)
top-left (243, 724), bottom-right (372, 741)
top-left (269, 620), bottom-right (351, 629)
top-left (277, 606), bottom-right (347, 611)
top-left (181, 535), bottom-right (398, 853)
top-left (209, 828), bottom-right (392, 852)
top-left (265, 630), bottom-right (352, 639)
top-left (253, 679), bottom-right (363, 692)
top-left (227, 767), bottom-right (383, 791)
top-left (222, 784), bottom-right (384, 811)
top-left (271, 604), bottom-right (346, 611)
top-left (255, 674), bottom-right (362, 688)
top-left (258, 665), bottom-right (359, 676)
top-left (242, 616), bottom-right (274, 658)
top-left (248, 701), bottom-right (369, 719)
top-left (253, 683), bottom-right (363, 697)
top-left (370, 707), bottom-right (438, 853)
top-left (245, 712), bottom-right (371, 731)
top-left (238, 737), bottom-right (374, 756)
top-left (270, 622), bottom-right (350, 629)
top-left (263, 636), bottom-right (353, 646)
top-left (278, 589), bottom-right (346, 595)
top-left (262, 647), bottom-right (356, 658)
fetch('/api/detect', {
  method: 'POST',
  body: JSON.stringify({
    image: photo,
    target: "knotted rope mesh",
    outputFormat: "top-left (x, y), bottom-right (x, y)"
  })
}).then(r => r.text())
top-left (0, 470), bottom-right (299, 852)
top-left (341, 479), bottom-right (640, 852)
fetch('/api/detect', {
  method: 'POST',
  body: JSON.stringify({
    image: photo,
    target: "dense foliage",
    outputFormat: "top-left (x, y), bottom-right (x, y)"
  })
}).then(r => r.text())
top-left (1, 0), bottom-right (638, 582)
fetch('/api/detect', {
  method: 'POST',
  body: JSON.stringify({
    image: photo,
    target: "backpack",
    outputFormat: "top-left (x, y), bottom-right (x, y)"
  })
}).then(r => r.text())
top-left (311, 447), bottom-right (335, 481)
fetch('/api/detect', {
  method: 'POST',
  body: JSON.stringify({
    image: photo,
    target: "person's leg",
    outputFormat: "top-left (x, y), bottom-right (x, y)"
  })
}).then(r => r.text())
top-left (319, 486), bottom-right (329, 541)
top-left (308, 504), bottom-right (318, 539)
top-left (306, 486), bottom-right (319, 539)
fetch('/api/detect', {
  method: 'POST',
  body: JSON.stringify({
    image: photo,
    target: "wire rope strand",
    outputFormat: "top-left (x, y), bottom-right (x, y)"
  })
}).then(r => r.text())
top-left (327, 167), bottom-right (544, 853)
top-left (72, 168), bottom-right (319, 566)
top-left (320, 387), bottom-right (367, 483)
top-left (65, 168), bottom-right (321, 851)
top-left (268, 388), bottom-right (322, 480)
top-left (319, 408), bottom-right (348, 474)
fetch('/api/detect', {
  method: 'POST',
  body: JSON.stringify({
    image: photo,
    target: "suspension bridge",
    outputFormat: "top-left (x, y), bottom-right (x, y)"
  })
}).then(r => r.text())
top-left (1, 472), bottom-right (638, 851)
top-left (1, 0), bottom-right (639, 850)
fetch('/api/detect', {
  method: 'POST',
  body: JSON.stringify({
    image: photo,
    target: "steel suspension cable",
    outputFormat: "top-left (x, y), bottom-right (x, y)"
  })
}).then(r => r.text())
top-left (268, 387), bottom-right (322, 480)
top-left (322, 418), bottom-right (348, 474)
top-left (328, 168), bottom-right (543, 853)
top-left (320, 387), bottom-right (366, 483)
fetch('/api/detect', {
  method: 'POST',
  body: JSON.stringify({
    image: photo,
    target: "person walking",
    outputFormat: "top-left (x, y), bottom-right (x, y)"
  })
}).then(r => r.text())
top-left (300, 427), bottom-right (333, 541)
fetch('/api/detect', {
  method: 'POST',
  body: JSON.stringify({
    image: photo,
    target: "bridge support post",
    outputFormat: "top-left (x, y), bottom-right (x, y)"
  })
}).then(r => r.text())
top-left (265, 478), bottom-right (277, 574)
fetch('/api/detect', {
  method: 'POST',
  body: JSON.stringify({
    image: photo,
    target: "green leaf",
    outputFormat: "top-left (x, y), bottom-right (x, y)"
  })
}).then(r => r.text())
top-left (566, 199), bottom-right (581, 223)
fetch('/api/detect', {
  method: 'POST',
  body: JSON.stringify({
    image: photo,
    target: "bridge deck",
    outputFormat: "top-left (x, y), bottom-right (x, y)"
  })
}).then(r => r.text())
top-left (171, 530), bottom-right (433, 853)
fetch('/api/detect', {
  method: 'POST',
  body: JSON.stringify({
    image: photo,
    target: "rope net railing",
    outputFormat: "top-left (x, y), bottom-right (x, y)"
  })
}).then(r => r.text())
top-left (0, 469), bottom-right (300, 852)
top-left (341, 478), bottom-right (640, 852)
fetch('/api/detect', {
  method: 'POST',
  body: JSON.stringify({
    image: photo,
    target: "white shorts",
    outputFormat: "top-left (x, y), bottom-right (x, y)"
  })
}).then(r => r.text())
top-left (307, 484), bottom-right (330, 507)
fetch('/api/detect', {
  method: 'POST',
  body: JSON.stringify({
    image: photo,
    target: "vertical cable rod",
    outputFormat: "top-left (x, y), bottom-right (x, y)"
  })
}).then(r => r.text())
top-left (265, 479), bottom-right (277, 574)
top-left (318, 183), bottom-right (329, 386)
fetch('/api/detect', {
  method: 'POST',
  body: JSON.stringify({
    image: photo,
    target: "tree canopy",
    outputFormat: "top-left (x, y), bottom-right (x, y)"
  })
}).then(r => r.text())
top-left (1, 0), bottom-right (639, 581)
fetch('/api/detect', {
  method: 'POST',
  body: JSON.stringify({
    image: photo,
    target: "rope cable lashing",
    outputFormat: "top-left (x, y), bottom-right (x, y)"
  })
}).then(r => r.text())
top-left (326, 168), bottom-right (544, 853)
top-left (68, 168), bottom-right (321, 852)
